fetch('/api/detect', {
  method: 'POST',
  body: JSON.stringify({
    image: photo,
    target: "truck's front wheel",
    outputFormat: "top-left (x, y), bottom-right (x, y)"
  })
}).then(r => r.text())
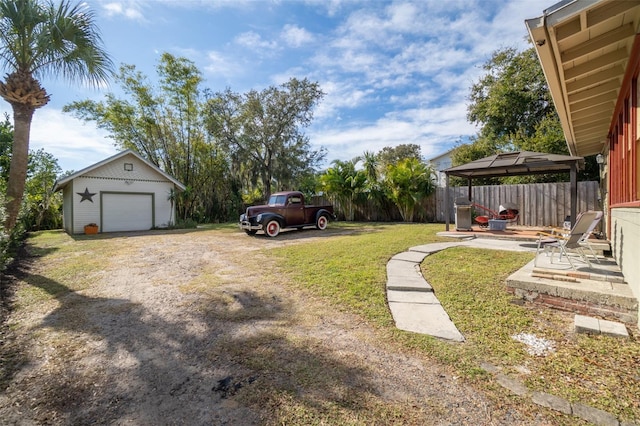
top-left (316, 215), bottom-right (328, 230)
top-left (264, 220), bottom-right (281, 237)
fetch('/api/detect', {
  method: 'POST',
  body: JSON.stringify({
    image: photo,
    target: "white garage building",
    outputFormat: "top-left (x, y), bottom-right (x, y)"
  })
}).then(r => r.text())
top-left (54, 150), bottom-right (185, 234)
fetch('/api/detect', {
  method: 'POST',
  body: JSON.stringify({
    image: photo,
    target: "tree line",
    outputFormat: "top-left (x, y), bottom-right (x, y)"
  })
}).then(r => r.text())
top-left (1, 1), bottom-right (602, 255)
top-left (320, 144), bottom-right (435, 222)
top-left (3, 46), bottom-right (602, 234)
top-left (64, 54), bottom-right (326, 223)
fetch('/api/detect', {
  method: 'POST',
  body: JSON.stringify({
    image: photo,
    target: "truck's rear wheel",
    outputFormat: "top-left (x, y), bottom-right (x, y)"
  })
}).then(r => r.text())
top-left (316, 215), bottom-right (328, 230)
top-left (264, 220), bottom-right (281, 237)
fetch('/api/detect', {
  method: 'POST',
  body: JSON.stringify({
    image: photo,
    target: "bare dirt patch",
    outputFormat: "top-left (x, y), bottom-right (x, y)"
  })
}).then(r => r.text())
top-left (1, 228), bottom-right (547, 424)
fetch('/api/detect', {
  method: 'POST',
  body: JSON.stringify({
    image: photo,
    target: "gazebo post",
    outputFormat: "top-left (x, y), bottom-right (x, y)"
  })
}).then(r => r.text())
top-left (467, 178), bottom-right (472, 202)
top-left (570, 162), bottom-right (577, 227)
top-left (445, 173), bottom-right (450, 231)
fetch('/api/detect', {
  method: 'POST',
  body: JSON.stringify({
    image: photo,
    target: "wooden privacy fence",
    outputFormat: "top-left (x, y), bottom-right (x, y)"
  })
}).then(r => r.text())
top-left (435, 181), bottom-right (601, 227)
top-left (313, 181), bottom-right (601, 227)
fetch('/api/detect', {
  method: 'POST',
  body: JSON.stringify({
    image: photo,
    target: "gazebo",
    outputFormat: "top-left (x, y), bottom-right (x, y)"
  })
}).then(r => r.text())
top-left (443, 151), bottom-right (585, 231)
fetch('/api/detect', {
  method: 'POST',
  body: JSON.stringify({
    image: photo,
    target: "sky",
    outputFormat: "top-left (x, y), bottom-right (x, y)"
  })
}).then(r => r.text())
top-left (0, 0), bottom-right (552, 174)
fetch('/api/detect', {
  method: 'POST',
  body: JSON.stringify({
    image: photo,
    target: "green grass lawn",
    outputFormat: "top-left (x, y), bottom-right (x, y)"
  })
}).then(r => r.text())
top-left (13, 224), bottom-right (640, 423)
top-left (271, 222), bottom-right (640, 422)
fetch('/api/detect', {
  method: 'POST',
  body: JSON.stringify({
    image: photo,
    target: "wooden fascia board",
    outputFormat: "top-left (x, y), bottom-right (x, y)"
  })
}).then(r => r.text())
top-left (527, 16), bottom-right (578, 156)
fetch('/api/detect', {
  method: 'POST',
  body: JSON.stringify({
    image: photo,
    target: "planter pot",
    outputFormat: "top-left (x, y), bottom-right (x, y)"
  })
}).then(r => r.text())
top-left (84, 225), bottom-right (99, 235)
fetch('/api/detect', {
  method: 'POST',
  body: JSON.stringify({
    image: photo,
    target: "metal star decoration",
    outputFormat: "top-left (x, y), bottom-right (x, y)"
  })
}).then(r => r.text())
top-left (77, 187), bottom-right (96, 203)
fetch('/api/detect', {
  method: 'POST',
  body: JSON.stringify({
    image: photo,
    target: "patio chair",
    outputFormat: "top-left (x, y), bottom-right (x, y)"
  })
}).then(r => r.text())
top-left (534, 211), bottom-right (600, 270)
top-left (542, 210), bottom-right (604, 263)
top-left (578, 210), bottom-right (603, 261)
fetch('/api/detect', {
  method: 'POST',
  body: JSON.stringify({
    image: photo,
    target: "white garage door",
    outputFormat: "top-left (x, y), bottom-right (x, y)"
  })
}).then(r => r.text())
top-left (102, 193), bottom-right (153, 232)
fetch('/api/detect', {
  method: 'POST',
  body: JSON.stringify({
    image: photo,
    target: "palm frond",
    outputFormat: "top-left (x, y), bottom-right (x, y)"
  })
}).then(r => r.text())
top-left (0, 0), bottom-right (113, 86)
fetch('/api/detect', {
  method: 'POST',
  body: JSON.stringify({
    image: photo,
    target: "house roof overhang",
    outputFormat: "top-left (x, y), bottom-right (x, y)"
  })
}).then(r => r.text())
top-left (443, 151), bottom-right (584, 179)
top-left (526, 0), bottom-right (640, 157)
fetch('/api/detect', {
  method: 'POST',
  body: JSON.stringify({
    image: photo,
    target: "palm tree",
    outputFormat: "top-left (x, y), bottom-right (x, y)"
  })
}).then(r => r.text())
top-left (384, 158), bottom-right (435, 222)
top-left (0, 0), bottom-right (113, 232)
top-left (320, 158), bottom-right (366, 221)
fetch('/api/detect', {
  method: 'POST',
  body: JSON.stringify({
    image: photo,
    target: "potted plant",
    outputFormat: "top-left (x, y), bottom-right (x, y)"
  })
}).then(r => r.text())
top-left (84, 223), bottom-right (99, 235)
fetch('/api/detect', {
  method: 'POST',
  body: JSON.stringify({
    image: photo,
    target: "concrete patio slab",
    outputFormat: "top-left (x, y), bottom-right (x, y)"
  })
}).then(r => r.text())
top-left (509, 260), bottom-right (636, 309)
top-left (462, 239), bottom-right (537, 252)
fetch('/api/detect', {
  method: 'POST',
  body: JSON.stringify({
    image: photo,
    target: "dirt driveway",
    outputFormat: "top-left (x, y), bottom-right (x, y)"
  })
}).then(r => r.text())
top-left (0, 228), bottom-right (546, 425)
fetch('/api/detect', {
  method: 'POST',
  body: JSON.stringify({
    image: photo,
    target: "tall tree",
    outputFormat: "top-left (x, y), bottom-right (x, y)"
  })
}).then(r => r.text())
top-left (0, 0), bottom-right (113, 232)
top-left (64, 54), bottom-right (239, 221)
top-left (460, 45), bottom-right (598, 183)
top-left (467, 47), bottom-right (555, 142)
top-left (205, 78), bottom-right (326, 198)
top-left (377, 144), bottom-right (422, 171)
top-left (22, 148), bottom-right (62, 230)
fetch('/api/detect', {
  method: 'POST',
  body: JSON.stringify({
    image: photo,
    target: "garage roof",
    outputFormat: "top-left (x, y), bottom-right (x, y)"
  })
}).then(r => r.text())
top-left (443, 151), bottom-right (584, 178)
top-left (53, 149), bottom-right (186, 192)
top-left (526, 0), bottom-right (640, 157)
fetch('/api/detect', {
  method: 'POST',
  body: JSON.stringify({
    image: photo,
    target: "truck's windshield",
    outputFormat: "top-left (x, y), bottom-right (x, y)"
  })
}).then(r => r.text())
top-left (268, 195), bottom-right (287, 206)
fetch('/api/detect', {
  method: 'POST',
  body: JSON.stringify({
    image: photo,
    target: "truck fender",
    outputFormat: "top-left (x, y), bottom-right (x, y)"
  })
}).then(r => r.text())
top-left (257, 212), bottom-right (285, 226)
top-left (315, 209), bottom-right (335, 221)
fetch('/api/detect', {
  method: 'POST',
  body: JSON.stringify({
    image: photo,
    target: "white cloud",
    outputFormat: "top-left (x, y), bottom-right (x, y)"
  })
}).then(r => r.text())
top-left (102, 2), bottom-right (146, 22)
top-left (303, 0), bottom-right (347, 17)
top-left (281, 24), bottom-right (314, 48)
top-left (310, 100), bottom-right (477, 166)
top-left (203, 50), bottom-right (243, 80)
top-left (28, 109), bottom-right (118, 173)
top-left (235, 31), bottom-right (279, 52)
top-left (313, 79), bottom-right (376, 120)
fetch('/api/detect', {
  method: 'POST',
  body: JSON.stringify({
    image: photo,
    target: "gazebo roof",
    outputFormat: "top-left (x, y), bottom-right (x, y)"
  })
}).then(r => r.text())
top-left (443, 151), bottom-right (584, 179)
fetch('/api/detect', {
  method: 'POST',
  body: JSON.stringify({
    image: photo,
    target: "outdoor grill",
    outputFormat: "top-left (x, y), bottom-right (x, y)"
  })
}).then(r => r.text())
top-left (454, 197), bottom-right (473, 231)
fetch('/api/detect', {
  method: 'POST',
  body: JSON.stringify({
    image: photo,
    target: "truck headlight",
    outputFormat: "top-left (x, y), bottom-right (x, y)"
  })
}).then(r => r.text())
top-left (256, 214), bottom-right (262, 222)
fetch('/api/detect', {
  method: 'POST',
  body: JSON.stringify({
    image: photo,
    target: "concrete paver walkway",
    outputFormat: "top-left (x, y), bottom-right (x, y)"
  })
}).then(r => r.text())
top-left (387, 234), bottom-right (632, 341)
top-left (386, 235), bottom-right (637, 426)
top-left (386, 237), bottom-right (538, 342)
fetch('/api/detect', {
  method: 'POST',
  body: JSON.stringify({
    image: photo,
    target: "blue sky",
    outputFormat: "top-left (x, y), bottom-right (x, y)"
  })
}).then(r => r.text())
top-left (0, 0), bottom-right (550, 173)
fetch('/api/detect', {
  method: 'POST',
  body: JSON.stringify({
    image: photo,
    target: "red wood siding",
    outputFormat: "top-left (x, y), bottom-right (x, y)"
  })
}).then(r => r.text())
top-left (608, 36), bottom-right (640, 208)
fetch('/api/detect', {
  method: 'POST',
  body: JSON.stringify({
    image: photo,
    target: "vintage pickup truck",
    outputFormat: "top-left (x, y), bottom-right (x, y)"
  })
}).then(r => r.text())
top-left (239, 191), bottom-right (335, 237)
